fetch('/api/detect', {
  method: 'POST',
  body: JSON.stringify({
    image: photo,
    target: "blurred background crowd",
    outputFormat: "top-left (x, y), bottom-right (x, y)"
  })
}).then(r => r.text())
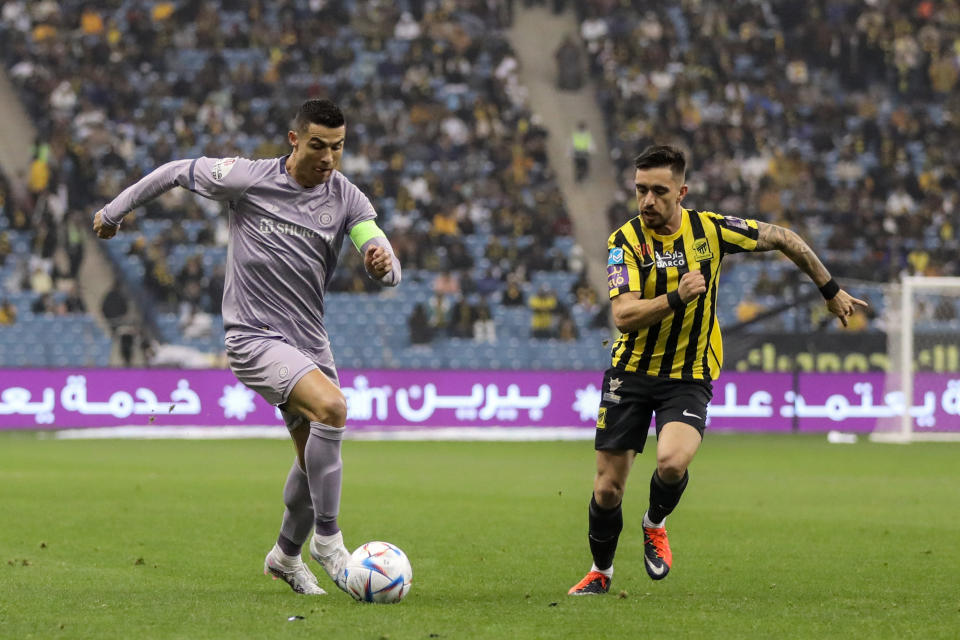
top-left (0, 0), bottom-right (957, 368)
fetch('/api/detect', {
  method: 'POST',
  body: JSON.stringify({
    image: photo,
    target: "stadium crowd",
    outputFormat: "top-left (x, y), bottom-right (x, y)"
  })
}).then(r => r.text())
top-left (583, 0), bottom-right (959, 286)
top-left (2, 0), bottom-right (959, 363)
top-left (0, 0), bottom-right (601, 365)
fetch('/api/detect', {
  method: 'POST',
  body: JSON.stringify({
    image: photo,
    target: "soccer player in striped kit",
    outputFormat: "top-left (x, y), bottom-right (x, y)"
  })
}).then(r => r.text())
top-left (94, 99), bottom-right (401, 596)
top-left (569, 145), bottom-right (866, 595)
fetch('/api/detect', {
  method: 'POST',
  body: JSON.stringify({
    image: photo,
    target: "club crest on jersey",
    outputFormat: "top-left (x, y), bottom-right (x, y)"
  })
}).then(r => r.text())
top-left (596, 407), bottom-right (607, 429)
top-left (692, 238), bottom-right (714, 261)
top-left (212, 157), bottom-right (238, 181)
top-left (608, 248), bottom-right (624, 265)
top-left (655, 250), bottom-right (686, 269)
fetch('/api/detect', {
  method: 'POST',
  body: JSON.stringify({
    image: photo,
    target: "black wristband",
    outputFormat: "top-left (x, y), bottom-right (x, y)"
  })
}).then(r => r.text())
top-left (819, 278), bottom-right (840, 300)
top-left (666, 290), bottom-right (685, 310)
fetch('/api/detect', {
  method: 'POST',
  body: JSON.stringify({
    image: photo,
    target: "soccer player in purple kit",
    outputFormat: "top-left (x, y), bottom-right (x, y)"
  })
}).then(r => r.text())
top-left (93, 99), bottom-right (401, 597)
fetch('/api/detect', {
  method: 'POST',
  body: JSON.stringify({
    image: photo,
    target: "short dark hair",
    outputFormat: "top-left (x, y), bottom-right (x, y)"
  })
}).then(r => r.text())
top-left (295, 99), bottom-right (345, 131)
top-left (635, 145), bottom-right (686, 179)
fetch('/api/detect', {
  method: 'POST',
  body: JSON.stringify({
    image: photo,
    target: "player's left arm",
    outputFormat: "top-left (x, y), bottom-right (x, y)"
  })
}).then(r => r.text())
top-left (349, 220), bottom-right (401, 287)
top-left (755, 221), bottom-right (867, 327)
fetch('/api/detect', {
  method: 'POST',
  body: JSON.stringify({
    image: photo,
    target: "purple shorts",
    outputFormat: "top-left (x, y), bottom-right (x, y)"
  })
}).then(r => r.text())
top-left (224, 333), bottom-right (339, 408)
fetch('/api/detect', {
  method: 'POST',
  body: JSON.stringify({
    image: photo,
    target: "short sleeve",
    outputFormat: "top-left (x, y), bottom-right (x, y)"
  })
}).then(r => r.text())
top-left (607, 231), bottom-right (645, 299)
top-left (713, 214), bottom-right (760, 254)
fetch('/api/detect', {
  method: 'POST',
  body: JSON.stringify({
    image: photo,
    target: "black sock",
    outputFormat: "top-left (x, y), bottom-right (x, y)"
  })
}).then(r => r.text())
top-left (647, 469), bottom-right (689, 524)
top-left (276, 533), bottom-right (302, 557)
top-left (588, 493), bottom-right (623, 571)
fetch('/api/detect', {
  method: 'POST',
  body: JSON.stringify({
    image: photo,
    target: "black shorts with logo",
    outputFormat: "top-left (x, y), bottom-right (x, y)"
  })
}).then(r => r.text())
top-left (595, 368), bottom-right (713, 452)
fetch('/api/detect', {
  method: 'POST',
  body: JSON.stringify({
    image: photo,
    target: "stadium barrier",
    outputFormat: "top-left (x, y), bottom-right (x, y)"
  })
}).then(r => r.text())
top-left (1, 369), bottom-right (959, 437)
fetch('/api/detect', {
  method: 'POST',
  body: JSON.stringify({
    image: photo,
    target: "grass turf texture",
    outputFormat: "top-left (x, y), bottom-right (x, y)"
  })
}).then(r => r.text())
top-left (0, 433), bottom-right (957, 639)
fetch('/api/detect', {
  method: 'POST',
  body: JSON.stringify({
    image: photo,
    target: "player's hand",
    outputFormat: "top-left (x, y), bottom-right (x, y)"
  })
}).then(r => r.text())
top-left (364, 245), bottom-right (391, 279)
top-left (677, 270), bottom-right (707, 302)
top-left (827, 290), bottom-right (868, 328)
top-left (93, 209), bottom-right (119, 239)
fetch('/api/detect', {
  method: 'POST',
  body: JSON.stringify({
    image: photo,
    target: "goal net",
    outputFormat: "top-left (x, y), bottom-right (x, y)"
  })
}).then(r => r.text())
top-left (871, 276), bottom-right (960, 443)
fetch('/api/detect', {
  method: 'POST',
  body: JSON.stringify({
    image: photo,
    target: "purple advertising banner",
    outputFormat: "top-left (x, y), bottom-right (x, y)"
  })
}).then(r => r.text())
top-left (1, 369), bottom-right (959, 434)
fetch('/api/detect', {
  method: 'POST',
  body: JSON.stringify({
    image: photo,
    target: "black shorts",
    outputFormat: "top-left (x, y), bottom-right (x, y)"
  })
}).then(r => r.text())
top-left (594, 368), bottom-right (713, 453)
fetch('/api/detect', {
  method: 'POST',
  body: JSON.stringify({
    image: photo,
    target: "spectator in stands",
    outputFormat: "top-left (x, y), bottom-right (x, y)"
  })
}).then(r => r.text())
top-left (64, 283), bottom-right (86, 313)
top-left (529, 284), bottom-right (559, 339)
top-left (501, 277), bottom-right (526, 307)
top-left (0, 231), bottom-right (10, 266)
top-left (736, 295), bottom-right (765, 324)
top-left (432, 269), bottom-right (461, 297)
top-left (409, 303), bottom-right (433, 346)
top-left (427, 292), bottom-right (452, 337)
top-left (571, 121), bottom-right (594, 182)
top-left (30, 292), bottom-right (54, 314)
top-left (554, 34), bottom-right (584, 91)
top-left (557, 310), bottom-right (579, 342)
top-left (449, 296), bottom-right (476, 339)
top-left (28, 263), bottom-right (53, 295)
top-left (473, 296), bottom-right (496, 343)
top-left (101, 280), bottom-right (131, 358)
top-left (0, 298), bottom-right (16, 325)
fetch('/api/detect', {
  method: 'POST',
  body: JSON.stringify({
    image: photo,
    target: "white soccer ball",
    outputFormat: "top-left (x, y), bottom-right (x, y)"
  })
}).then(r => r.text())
top-left (344, 541), bottom-right (413, 604)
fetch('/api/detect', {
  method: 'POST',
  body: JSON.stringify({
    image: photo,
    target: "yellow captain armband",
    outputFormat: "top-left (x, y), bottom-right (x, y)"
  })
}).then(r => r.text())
top-left (349, 220), bottom-right (386, 252)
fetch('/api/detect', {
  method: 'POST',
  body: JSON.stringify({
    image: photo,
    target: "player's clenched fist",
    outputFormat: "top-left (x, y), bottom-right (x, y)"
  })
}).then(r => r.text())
top-left (677, 270), bottom-right (706, 302)
top-left (93, 209), bottom-right (119, 239)
top-left (364, 245), bottom-right (391, 279)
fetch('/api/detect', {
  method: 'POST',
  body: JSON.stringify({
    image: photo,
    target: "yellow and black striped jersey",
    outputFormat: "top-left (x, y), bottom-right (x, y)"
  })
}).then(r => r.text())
top-left (606, 208), bottom-right (760, 381)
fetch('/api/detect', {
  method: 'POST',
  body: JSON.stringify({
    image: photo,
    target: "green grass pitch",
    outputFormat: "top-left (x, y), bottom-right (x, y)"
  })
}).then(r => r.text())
top-left (1, 432), bottom-right (957, 639)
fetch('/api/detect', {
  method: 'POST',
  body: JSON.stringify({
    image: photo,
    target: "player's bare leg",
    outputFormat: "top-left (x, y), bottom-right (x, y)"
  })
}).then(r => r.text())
top-left (569, 449), bottom-right (637, 595)
top-left (643, 422), bottom-right (702, 580)
top-left (284, 370), bottom-right (351, 591)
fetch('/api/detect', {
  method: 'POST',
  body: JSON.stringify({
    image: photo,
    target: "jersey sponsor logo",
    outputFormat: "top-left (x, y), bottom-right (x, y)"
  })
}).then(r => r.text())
top-left (608, 248), bottom-right (625, 265)
top-left (655, 250), bottom-right (686, 269)
top-left (635, 243), bottom-right (655, 268)
top-left (258, 217), bottom-right (334, 244)
top-left (607, 265), bottom-right (625, 289)
top-left (723, 216), bottom-right (747, 230)
top-left (692, 238), bottom-right (714, 261)
top-left (212, 157), bottom-right (238, 181)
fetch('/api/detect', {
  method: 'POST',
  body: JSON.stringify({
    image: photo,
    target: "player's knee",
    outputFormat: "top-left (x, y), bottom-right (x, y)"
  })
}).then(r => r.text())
top-left (302, 392), bottom-right (347, 427)
top-left (656, 456), bottom-right (687, 484)
top-left (594, 478), bottom-right (625, 508)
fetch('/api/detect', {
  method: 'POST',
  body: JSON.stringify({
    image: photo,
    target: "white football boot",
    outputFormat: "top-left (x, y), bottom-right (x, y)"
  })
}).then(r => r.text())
top-left (264, 544), bottom-right (327, 595)
top-left (309, 531), bottom-right (350, 593)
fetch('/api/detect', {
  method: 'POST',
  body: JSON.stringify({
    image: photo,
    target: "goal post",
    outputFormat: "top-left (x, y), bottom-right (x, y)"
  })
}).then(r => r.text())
top-left (870, 276), bottom-right (960, 443)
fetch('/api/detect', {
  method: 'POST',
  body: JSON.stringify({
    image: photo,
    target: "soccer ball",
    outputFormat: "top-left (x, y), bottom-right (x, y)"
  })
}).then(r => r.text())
top-left (344, 541), bottom-right (413, 604)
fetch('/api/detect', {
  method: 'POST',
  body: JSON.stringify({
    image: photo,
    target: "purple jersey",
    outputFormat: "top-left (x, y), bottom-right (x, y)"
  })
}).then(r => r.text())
top-left (102, 156), bottom-right (376, 360)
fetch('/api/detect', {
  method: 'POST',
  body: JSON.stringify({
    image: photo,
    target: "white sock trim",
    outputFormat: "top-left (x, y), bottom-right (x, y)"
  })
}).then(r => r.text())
top-left (590, 563), bottom-right (613, 578)
top-left (643, 512), bottom-right (665, 529)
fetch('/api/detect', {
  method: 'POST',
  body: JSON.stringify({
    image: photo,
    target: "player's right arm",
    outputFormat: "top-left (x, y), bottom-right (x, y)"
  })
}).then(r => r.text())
top-left (606, 230), bottom-right (705, 333)
top-left (93, 157), bottom-right (251, 238)
top-left (611, 272), bottom-right (705, 333)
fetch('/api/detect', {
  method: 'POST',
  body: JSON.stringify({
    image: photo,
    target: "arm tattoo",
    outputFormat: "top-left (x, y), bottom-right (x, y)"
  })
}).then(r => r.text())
top-left (756, 222), bottom-right (831, 286)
